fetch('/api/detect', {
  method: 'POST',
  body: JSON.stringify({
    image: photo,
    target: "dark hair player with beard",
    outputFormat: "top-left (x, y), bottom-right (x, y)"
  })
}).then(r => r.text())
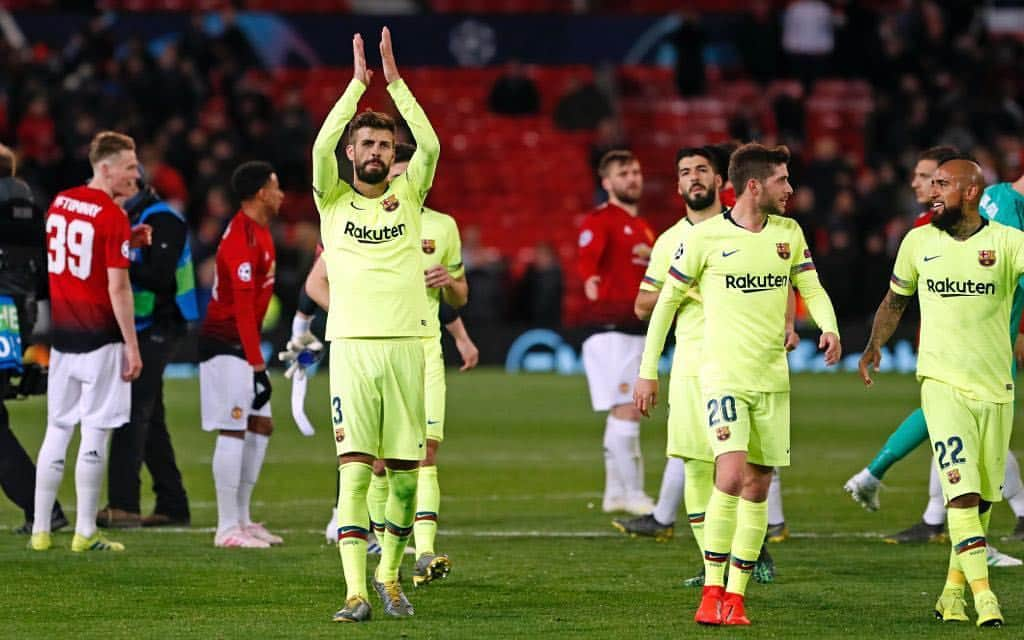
top-left (576, 149), bottom-right (657, 518)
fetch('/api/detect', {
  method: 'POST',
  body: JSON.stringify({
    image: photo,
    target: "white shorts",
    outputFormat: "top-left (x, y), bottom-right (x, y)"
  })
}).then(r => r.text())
top-left (48, 343), bottom-right (131, 431)
top-left (200, 355), bottom-right (272, 432)
top-left (582, 332), bottom-right (645, 412)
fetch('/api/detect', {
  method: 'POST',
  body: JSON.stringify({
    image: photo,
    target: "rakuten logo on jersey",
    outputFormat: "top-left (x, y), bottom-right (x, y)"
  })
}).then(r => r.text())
top-left (724, 273), bottom-right (789, 293)
top-left (344, 221), bottom-right (407, 244)
top-left (926, 278), bottom-right (996, 297)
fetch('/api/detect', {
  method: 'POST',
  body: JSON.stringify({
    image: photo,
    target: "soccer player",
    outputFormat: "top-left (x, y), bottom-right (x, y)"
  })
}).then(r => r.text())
top-left (613, 146), bottom-right (790, 586)
top-left (858, 158), bottom-right (1024, 627)
top-left (199, 161), bottom-right (283, 549)
top-left (635, 144), bottom-right (841, 625)
top-left (314, 28), bottom-right (439, 622)
top-left (31, 131), bottom-right (143, 552)
top-left (577, 149), bottom-right (656, 515)
top-left (845, 158), bottom-right (1024, 552)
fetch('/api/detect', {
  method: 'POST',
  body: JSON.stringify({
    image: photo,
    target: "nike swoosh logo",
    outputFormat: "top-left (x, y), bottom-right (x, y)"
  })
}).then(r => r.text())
top-left (427, 420), bottom-right (440, 425)
top-left (350, 202), bottom-right (366, 210)
top-left (924, 255), bottom-right (940, 262)
top-left (722, 250), bottom-right (740, 257)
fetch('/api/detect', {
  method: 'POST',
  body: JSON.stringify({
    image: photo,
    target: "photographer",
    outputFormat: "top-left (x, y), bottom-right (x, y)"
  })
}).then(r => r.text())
top-left (0, 143), bottom-right (68, 534)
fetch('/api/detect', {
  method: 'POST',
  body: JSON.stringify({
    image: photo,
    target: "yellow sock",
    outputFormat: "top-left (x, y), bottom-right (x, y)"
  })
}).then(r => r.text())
top-left (338, 463), bottom-right (373, 599)
top-left (367, 472), bottom-right (388, 538)
top-left (414, 465), bottom-right (440, 558)
top-left (726, 498), bottom-right (768, 597)
top-left (684, 459), bottom-right (714, 559)
top-left (377, 468), bottom-right (418, 583)
top-left (947, 506), bottom-right (989, 596)
top-left (703, 488), bottom-right (739, 588)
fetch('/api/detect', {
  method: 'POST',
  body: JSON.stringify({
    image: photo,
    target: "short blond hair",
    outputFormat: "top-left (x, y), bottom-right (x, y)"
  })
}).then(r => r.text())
top-left (0, 143), bottom-right (14, 177)
top-left (89, 131), bottom-right (136, 166)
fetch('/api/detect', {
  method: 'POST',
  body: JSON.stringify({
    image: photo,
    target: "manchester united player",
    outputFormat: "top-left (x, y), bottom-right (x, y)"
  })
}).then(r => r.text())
top-left (577, 150), bottom-right (656, 515)
top-left (31, 131), bottom-right (143, 552)
top-left (200, 161), bottom-right (283, 548)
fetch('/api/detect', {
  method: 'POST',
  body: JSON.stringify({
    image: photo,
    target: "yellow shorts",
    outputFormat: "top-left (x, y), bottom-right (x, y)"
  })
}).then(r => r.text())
top-left (921, 378), bottom-right (1013, 504)
top-left (667, 375), bottom-right (713, 462)
top-left (702, 389), bottom-right (790, 467)
top-left (330, 338), bottom-right (425, 461)
top-left (423, 336), bottom-right (446, 442)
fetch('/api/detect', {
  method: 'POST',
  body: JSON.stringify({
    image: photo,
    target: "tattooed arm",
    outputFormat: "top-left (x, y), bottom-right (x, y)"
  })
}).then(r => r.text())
top-left (858, 290), bottom-right (913, 386)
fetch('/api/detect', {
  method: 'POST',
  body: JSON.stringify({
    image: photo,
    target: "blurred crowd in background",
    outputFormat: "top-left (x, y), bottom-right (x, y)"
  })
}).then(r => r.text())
top-left (1, 1), bottom-right (1022, 335)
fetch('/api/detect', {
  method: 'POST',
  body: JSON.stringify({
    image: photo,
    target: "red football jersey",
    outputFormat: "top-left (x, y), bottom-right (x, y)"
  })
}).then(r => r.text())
top-left (576, 202), bottom-right (655, 328)
top-left (45, 185), bottom-right (131, 352)
top-left (200, 211), bottom-right (276, 366)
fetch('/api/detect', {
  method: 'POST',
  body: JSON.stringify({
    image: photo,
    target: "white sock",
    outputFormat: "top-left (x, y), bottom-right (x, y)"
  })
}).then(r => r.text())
top-left (602, 418), bottom-right (625, 501)
top-left (1003, 450), bottom-right (1024, 518)
top-left (238, 431), bottom-right (270, 526)
top-left (606, 415), bottom-right (643, 499)
top-left (32, 426), bottom-right (73, 535)
top-left (855, 467), bottom-right (881, 487)
top-left (652, 456), bottom-right (685, 525)
top-left (922, 464), bottom-right (946, 526)
top-left (74, 427), bottom-right (110, 539)
top-left (212, 435), bottom-right (245, 535)
top-left (767, 467), bottom-right (785, 525)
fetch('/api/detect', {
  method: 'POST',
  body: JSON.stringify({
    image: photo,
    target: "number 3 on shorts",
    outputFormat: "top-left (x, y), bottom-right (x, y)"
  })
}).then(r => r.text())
top-left (332, 396), bottom-right (343, 425)
top-left (707, 395), bottom-right (737, 427)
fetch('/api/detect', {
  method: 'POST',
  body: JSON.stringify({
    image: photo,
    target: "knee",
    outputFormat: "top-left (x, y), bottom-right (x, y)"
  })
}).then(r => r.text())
top-left (422, 440), bottom-right (440, 467)
top-left (247, 416), bottom-right (273, 436)
top-left (948, 493), bottom-right (980, 509)
top-left (372, 459), bottom-right (387, 476)
top-left (610, 404), bottom-right (642, 422)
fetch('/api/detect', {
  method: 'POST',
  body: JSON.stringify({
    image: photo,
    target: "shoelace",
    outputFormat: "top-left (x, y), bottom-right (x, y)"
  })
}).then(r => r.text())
top-left (383, 582), bottom-right (405, 606)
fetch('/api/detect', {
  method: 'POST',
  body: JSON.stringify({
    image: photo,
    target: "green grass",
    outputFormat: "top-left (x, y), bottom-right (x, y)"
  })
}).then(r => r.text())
top-left (2, 370), bottom-right (1023, 638)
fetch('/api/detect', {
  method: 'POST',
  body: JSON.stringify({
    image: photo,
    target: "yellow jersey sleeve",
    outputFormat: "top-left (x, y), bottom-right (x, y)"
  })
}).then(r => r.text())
top-left (789, 226), bottom-right (839, 335)
top-left (890, 230), bottom-right (919, 296)
top-left (388, 79), bottom-right (440, 207)
top-left (311, 79), bottom-right (363, 210)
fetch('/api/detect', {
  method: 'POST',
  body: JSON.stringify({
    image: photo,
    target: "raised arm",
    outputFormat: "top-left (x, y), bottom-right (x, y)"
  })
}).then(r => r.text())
top-left (381, 27), bottom-right (439, 204)
top-left (311, 34), bottom-right (369, 209)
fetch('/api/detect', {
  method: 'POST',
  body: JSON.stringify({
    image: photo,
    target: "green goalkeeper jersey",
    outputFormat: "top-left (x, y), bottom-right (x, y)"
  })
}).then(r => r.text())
top-left (640, 212), bottom-right (838, 392)
top-left (639, 215), bottom-right (706, 378)
top-left (312, 78), bottom-right (439, 339)
top-left (890, 219), bottom-right (1024, 403)
top-left (421, 207), bottom-right (465, 338)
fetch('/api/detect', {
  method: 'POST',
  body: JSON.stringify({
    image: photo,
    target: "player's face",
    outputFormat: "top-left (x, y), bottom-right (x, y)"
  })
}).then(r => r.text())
top-left (756, 164), bottom-right (793, 216)
top-left (911, 159), bottom-right (938, 205)
top-left (106, 150), bottom-right (140, 200)
top-left (603, 160), bottom-right (643, 205)
top-left (388, 161), bottom-right (409, 181)
top-left (929, 167), bottom-right (963, 231)
top-left (259, 172), bottom-right (285, 216)
top-left (677, 154), bottom-right (721, 211)
top-left (348, 127), bottom-right (395, 185)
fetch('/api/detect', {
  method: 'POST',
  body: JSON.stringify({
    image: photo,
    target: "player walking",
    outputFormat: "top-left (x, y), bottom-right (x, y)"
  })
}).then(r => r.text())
top-left (635, 144), bottom-right (841, 625)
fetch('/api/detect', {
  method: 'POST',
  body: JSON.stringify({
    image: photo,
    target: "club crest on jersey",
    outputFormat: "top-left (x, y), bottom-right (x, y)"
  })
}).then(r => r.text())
top-left (716, 426), bottom-right (731, 441)
top-left (381, 195), bottom-right (400, 212)
top-left (947, 469), bottom-right (961, 485)
top-left (422, 239), bottom-right (436, 254)
top-left (979, 250), bottom-right (996, 267)
top-left (776, 243), bottom-right (791, 259)
top-left (334, 426), bottom-right (345, 443)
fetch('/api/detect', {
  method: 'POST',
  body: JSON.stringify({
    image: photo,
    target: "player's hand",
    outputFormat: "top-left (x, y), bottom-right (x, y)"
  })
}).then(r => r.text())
top-left (130, 224), bottom-right (153, 249)
top-left (784, 327), bottom-right (800, 352)
top-left (122, 343), bottom-right (142, 381)
top-left (633, 377), bottom-right (658, 417)
top-left (858, 345), bottom-right (881, 387)
top-left (278, 331), bottom-right (324, 379)
top-left (819, 332), bottom-right (841, 366)
top-left (455, 335), bottom-right (479, 372)
top-left (584, 275), bottom-right (601, 301)
top-left (252, 367), bottom-right (272, 410)
top-left (380, 26), bottom-right (400, 84)
top-left (353, 33), bottom-right (373, 86)
top-left (424, 264), bottom-right (454, 289)
top-left (1014, 333), bottom-right (1024, 369)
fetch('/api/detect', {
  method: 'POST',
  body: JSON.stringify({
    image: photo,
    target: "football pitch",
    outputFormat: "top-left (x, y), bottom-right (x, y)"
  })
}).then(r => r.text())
top-left (2, 370), bottom-right (1023, 638)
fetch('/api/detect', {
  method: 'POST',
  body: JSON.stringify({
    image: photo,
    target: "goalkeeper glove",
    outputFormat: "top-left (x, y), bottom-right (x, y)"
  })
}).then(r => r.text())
top-left (278, 331), bottom-right (324, 379)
